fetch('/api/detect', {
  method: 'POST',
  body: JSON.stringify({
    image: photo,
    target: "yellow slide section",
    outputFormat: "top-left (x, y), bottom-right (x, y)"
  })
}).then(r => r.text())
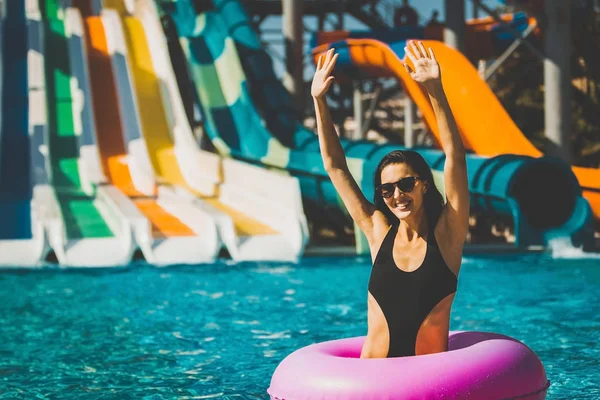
top-left (315, 39), bottom-right (600, 220)
top-left (112, 6), bottom-right (275, 235)
top-left (85, 16), bottom-right (195, 237)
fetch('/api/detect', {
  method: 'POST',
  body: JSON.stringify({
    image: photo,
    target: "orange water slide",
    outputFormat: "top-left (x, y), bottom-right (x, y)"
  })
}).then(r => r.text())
top-left (84, 16), bottom-right (195, 237)
top-left (413, 41), bottom-right (600, 221)
top-left (313, 39), bottom-right (600, 221)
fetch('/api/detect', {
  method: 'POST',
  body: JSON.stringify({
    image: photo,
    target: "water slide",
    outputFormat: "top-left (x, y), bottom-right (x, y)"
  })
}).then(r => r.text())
top-left (310, 35), bottom-right (600, 224)
top-left (112, 0), bottom-right (308, 262)
top-left (0, 0), bottom-right (52, 266)
top-left (313, 11), bottom-right (537, 62)
top-left (66, 2), bottom-right (222, 265)
top-left (157, 0), bottom-right (594, 251)
top-left (38, 0), bottom-right (140, 266)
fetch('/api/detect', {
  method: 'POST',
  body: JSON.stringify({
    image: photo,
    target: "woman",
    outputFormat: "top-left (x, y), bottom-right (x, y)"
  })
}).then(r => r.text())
top-left (312, 41), bottom-right (469, 358)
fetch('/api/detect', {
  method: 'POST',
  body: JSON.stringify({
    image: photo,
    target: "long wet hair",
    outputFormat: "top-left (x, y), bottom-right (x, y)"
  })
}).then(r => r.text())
top-left (373, 150), bottom-right (444, 229)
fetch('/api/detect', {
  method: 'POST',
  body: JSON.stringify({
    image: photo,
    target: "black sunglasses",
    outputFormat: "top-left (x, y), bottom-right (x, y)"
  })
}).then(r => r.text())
top-left (377, 176), bottom-right (421, 198)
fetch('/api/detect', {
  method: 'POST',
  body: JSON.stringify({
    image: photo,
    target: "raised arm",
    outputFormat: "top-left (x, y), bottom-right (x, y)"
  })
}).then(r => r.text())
top-left (403, 41), bottom-right (470, 246)
top-left (312, 49), bottom-right (383, 242)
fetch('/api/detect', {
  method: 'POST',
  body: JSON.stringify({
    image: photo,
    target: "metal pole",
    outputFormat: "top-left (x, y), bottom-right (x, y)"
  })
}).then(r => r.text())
top-left (544, 0), bottom-right (571, 162)
top-left (474, 0), bottom-right (544, 60)
top-left (473, 0), bottom-right (479, 19)
top-left (337, 0), bottom-right (345, 29)
top-left (353, 81), bottom-right (364, 140)
top-left (362, 83), bottom-right (382, 135)
top-left (477, 59), bottom-right (486, 80)
top-left (444, 0), bottom-right (465, 53)
top-left (483, 21), bottom-right (538, 81)
top-left (318, 7), bottom-right (325, 31)
top-left (283, 0), bottom-right (304, 119)
top-left (404, 97), bottom-right (414, 148)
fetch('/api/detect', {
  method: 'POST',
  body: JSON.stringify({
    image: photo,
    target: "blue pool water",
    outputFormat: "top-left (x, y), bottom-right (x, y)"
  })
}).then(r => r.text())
top-left (0, 253), bottom-right (599, 399)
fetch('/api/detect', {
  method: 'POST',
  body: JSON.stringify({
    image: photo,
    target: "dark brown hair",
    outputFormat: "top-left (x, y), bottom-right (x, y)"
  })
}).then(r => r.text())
top-left (373, 150), bottom-right (444, 228)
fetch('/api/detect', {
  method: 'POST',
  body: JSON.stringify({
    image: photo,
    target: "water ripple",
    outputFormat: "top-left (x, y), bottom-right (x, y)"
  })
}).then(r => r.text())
top-left (0, 255), bottom-right (598, 398)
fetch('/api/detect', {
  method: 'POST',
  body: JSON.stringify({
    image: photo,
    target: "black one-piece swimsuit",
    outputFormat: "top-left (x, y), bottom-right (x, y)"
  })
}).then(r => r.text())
top-left (368, 224), bottom-right (458, 357)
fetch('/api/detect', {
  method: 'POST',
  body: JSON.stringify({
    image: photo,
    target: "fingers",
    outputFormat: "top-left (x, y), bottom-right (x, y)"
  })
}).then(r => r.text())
top-left (403, 63), bottom-right (414, 74)
top-left (325, 53), bottom-right (339, 76)
top-left (418, 42), bottom-right (428, 59)
top-left (323, 75), bottom-right (335, 90)
top-left (410, 41), bottom-right (423, 59)
top-left (428, 47), bottom-right (437, 62)
top-left (406, 40), bottom-right (437, 63)
top-left (404, 45), bottom-right (418, 67)
top-left (406, 40), bottom-right (433, 60)
top-left (317, 54), bottom-right (323, 70)
top-left (324, 48), bottom-right (334, 66)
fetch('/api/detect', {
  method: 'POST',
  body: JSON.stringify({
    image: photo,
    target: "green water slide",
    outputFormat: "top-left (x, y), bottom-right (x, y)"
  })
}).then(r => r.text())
top-left (42, 0), bottom-right (113, 238)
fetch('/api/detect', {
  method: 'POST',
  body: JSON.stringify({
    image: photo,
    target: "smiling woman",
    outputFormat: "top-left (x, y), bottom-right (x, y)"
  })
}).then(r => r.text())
top-left (311, 41), bottom-right (469, 359)
top-left (373, 150), bottom-right (444, 231)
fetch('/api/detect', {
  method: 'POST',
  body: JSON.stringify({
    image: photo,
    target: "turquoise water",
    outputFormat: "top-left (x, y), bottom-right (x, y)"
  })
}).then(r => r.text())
top-left (0, 254), bottom-right (599, 399)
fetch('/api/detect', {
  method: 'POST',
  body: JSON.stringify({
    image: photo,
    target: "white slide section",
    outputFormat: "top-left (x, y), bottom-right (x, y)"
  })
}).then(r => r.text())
top-left (86, 8), bottom-right (221, 265)
top-left (133, 0), bottom-right (308, 261)
top-left (99, 9), bottom-right (155, 195)
top-left (0, 0), bottom-right (55, 267)
top-left (52, 183), bottom-right (139, 267)
top-left (58, 7), bottom-right (138, 267)
top-left (133, 0), bottom-right (221, 195)
top-left (106, 1), bottom-right (246, 261)
top-left (101, 8), bottom-right (222, 265)
top-left (23, 6), bottom-right (130, 268)
top-left (219, 159), bottom-right (308, 261)
top-left (65, 7), bottom-right (107, 192)
top-left (153, 186), bottom-right (222, 263)
top-left (30, 5), bottom-right (134, 268)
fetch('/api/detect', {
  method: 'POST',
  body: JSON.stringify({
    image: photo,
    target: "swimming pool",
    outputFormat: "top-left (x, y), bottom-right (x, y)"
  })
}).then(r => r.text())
top-left (0, 253), bottom-right (598, 399)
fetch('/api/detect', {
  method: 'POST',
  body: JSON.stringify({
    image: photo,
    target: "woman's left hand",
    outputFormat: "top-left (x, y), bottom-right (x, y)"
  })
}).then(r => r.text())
top-left (403, 41), bottom-right (440, 85)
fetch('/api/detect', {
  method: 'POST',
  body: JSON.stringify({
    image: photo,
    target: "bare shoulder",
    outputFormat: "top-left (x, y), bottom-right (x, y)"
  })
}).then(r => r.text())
top-left (433, 215), bottom-right (466, 275)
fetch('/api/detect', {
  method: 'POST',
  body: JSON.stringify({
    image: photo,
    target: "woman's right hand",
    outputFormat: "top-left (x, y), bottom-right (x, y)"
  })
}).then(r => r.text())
top-left (311, 48), bottom-right (339, 99)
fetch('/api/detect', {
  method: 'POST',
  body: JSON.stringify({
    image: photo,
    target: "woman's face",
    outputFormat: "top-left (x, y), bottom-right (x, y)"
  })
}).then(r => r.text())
top-left (379, 163), bottom-right (427, 221)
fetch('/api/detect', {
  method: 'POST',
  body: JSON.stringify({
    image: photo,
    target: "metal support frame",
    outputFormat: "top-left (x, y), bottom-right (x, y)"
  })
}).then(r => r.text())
top-left (282, 0), bottom-right (304, 119)
top-left (544, 0), bottom-right (571, 162)
top-left (470, 0), bottom-right (544, 60)
top-left (336, 0), bottom-right (345, 29)
top-left (353, 80), bottom-right (364, 140)
top-left (483, 20), bottom-right (538, 81)
top-left (252, 14), bottom-right (267, 28)
top-left (362, 82), bottom-right (382, 135)
top-left (352, 80), bottom-right (385, 140)
top-left (318, 1), bottom-right (325, 31)
top-left (404, 96), bottom-right (414, 148)
top-left (444, 0), bottom-right (466, 52)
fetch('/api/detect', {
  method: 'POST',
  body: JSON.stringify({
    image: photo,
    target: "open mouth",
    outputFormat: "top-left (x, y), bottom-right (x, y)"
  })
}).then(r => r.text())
top-left (394, 198), bottom-right (412, 210)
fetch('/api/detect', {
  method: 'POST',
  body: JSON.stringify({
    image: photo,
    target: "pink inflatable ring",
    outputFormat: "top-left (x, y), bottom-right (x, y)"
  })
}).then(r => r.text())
top-left (268, 331), bottom-right (550, 400)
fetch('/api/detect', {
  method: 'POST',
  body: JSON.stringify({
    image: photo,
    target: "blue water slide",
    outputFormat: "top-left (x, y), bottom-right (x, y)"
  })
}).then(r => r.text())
top-left (0, 1), bottom-right (32, 239)
top-left (160, 0), bottom-right (593, 249)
